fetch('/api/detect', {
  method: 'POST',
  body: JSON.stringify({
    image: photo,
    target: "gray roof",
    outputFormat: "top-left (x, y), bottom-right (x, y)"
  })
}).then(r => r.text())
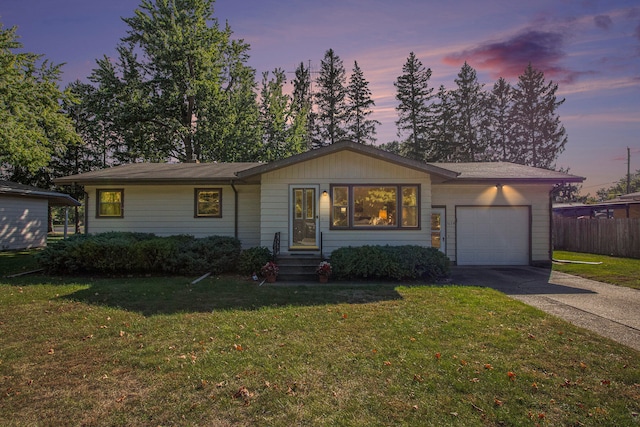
top-left (54, 142), bottom-right (584, 186)
top-left (55, 162), bottom-right (263, 185)
top-left (432, 162), bottom-right (585, 183)
top-left (0, 181), bottom-right (80, 206)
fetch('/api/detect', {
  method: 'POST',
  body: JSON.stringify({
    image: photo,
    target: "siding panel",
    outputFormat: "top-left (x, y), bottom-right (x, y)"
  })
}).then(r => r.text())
top-left (0, 196), bottom-right (48, 250)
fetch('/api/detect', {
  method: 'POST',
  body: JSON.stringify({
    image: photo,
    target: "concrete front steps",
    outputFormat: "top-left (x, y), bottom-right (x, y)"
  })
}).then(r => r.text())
top-left (276, 253), bottom-right (323, 281)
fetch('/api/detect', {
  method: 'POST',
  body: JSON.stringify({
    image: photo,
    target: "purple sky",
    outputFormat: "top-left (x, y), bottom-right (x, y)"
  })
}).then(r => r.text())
top-left (2, 0), bottom-right (639, 195)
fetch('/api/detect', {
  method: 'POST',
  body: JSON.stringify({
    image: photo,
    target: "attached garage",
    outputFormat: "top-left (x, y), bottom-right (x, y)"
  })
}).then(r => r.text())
top-left (456, 206), bottom-right (530, 265)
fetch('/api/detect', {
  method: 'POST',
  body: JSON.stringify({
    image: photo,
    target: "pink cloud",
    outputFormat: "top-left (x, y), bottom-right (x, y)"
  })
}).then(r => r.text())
top-left (442, 30), bottom-right (590, 84)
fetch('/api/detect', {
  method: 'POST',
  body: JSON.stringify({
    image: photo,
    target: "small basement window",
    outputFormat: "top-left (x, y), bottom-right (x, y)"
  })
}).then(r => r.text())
top-left (195, 188), bottom-right (222, 217)
top-left (96, 189), bottom-right (124, 218)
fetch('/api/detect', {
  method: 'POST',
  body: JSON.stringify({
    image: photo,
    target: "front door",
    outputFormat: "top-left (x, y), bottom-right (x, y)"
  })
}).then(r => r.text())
top-left (291, 186), bottom-right (318, 250)
top-left (431, 208), bottom-right (446, 254)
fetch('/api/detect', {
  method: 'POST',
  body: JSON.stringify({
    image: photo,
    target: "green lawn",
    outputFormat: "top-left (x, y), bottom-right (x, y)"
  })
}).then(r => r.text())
top-left (1, 262), bottom-right (638, 425)
top-left (553, 251), bottom-right (640, 290)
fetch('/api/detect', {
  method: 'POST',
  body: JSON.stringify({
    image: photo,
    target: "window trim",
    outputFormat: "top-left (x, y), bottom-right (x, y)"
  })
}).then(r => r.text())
top-left (329, 184), bottom-right (421, 230)
top-left (194, 188), bottom-right (223, 218)
top-left (96, 189), bottom-right (124, 218)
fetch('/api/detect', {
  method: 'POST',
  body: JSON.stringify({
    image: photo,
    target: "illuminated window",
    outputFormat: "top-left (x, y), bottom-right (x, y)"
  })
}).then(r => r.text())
top-left (96, 189), bottom-right (124, 218)
top-left (195, 188), bottom-right (222, 217)
top-left (330, 185), bottom-right (419, 229)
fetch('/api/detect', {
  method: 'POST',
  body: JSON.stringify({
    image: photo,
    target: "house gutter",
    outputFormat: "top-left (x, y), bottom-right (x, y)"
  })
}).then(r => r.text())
top-left (230, 181), bottom-right (238, 240)
top-left (548, 183), bottom-right (563, 265)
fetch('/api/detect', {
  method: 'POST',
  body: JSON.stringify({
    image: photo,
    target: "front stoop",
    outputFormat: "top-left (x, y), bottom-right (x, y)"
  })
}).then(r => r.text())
top-left (276, 253), bottom-right (322, 281)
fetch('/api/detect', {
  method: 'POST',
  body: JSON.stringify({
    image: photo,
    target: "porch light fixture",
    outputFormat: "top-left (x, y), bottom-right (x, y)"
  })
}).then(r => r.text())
top-left (496, 183), bottom-right (503, 189)
top-left (322, 190), bottom-right (328, 196)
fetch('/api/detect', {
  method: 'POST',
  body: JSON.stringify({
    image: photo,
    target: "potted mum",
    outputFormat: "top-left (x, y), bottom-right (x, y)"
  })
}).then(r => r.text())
top-left (316, 261), bottom-right (332, 283)
top-left (261, 261), bottom-right (279, 283)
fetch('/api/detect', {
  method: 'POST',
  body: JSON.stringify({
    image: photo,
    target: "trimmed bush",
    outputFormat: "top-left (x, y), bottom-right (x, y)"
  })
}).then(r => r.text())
top-left (330, 245), bottom-right (450, 281)
top-left (38, 232), bottom-right (242, 276)
top-left (237, 246), bottom-right (273, 275)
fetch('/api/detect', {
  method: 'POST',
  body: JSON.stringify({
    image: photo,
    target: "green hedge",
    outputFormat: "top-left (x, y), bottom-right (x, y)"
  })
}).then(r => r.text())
top-left (237, 246), bottom-right (273, 275)
top-left (38, 232), bottom-right (241, 276)
top-left (329, 245), bottom-right (450, 281)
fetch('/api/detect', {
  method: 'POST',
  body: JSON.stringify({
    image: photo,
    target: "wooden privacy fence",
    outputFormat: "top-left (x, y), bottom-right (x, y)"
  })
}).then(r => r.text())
top-left (553, 217), bottom-right (640, 259)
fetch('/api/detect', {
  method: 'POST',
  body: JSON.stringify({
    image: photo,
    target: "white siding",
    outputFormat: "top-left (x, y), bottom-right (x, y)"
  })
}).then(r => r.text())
top-left (0, 196), bottom-right (48, 250)
top-left (259, 151), bottom-right (433, 256)
top-left (85, 184), bottom-right (261, 248)
top-left (432, 183), bottom-right (552, 264)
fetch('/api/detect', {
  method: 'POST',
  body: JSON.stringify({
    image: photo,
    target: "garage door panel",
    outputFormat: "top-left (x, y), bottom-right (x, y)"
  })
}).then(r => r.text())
top-left (457, 207), bottom-right (529, 265)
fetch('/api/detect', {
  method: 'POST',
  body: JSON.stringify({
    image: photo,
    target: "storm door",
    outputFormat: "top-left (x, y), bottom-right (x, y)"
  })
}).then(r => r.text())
top-left (290, 186), bottom-right (318, 250)
top-left (431, 208), bottom-right (446, 254)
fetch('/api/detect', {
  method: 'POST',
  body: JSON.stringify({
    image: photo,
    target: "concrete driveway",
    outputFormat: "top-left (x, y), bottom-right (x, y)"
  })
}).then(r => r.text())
top-left (449, 266), bottom-right (640, 352)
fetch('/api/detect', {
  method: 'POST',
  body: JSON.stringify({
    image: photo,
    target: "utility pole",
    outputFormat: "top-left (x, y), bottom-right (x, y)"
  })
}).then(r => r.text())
top-left (627, 146), bottom-right (631, 195)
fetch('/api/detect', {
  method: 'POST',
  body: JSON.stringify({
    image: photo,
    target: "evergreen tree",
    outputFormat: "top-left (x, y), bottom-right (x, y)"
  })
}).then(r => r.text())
top-left (511, 64), bottom-right (567, 169)
top-left (394, 52), bottom-right (434, 161)
top-left (346, 61), bottom-right (379, 144)
top-left (0, 23), bottom-right (80, 176)
top-left (291, 61), bottom-right (313, 150)
top-left (314, 48), bottom-right (348, 146)
top-left (89, 0), bottom-right (260, 163)
top-left (258, 68), bottom-right (305, 161)
top-left (450, 62), bottom-right (489, 162)
top-left (429, 85), bottom-right (456, 162)
top-left (486, 77), bottom-right (515, 161)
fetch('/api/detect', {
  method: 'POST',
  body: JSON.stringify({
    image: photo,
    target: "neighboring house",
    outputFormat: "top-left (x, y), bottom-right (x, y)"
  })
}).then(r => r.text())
top-left (0, 181), bottom-right (80, 250)
top-left (55, 141), bottom-right (584, 266)
top-left (554, 192), bottom-right (640, 219)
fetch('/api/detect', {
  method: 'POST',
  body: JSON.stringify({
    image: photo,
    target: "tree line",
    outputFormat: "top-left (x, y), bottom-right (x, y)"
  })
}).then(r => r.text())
top-left (1, 0), bottom-right (568, 193)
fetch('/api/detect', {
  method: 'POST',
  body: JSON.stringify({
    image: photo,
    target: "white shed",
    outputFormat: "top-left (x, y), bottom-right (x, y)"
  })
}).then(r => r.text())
top-left (0, 181), bottom-right (80, 250)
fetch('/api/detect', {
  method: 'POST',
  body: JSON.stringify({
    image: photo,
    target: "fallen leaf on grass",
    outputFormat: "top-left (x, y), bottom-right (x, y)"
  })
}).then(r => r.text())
top-left (435, 352), bottom-right (441, 360)
top-left (494, 398), bottom-right (503, 407)
top-left (233, 343), bottom-right (243, 351)
top-left (47, 348), bottom-right (55, 355)
top-left (484, 364), bottom-right (493, 370)
top-left (232, 386), bottom-right (253, 405)
top-left (383, 361), bottom-right (392, 366)
top-left (507, 371), bottom-right (516, 381)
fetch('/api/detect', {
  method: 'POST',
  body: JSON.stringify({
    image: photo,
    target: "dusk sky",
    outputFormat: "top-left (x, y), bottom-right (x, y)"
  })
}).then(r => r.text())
top-left (2, 0), bottom-right (639, 196)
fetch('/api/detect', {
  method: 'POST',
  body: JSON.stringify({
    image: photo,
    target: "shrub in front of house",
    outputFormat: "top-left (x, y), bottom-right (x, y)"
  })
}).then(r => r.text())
top-left (164, 235), bottom-right (242, 275)
top-left (237, 246), bottom-right (273, 275)
top-left (38, 232), bottom-right (242, 276)
top-left (329, 245), bottom-right (450, 281)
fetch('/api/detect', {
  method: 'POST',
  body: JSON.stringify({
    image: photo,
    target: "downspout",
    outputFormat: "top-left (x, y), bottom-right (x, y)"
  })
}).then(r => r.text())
top-left (230, 181), bottom-right (238, 240)
top-left (84, 190), bottom-right (89, 235)
top-left (548, 183), bottom-right (560, 266)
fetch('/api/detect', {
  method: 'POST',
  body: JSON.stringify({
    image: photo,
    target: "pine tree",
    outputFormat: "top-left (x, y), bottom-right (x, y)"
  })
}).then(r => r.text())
top-left (450, 62), bottom-right (489, 162)
top-left (291, 61), bottom-right (313, 150)
top-left (429, 85), bottom-right (456, 162)
top-left (394, 52), bottom-right (434, 161)
top-left (314, 49), bottom-right (348, 146)
top-left (346, 61), bottom-right (379, 144)
top-left (487, 77), bottom-right (515, 161)
top-left (258, 68), bottom-right (305, 161)
top-left (511, 64), bottom-right (567, 169)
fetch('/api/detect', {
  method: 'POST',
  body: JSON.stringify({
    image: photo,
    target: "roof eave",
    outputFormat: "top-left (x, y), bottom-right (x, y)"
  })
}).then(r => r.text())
top-left (437, 177), bottom-right (585, 185)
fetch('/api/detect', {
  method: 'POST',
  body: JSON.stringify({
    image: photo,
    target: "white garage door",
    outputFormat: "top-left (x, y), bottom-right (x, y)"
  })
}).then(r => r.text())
top-left (456, 206), bottom-right (530, 265)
